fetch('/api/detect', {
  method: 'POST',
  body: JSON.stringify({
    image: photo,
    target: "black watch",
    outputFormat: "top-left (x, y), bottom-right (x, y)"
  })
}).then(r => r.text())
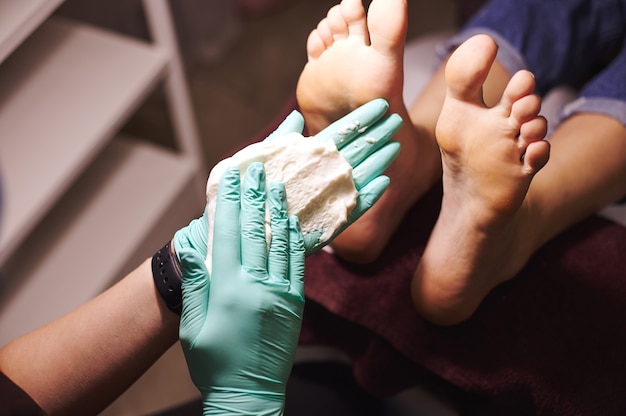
top-left (151, 241), bottom-right (183, 314)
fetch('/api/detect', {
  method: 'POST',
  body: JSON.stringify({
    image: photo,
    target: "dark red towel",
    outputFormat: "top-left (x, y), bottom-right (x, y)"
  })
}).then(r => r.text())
top-left (301, 184), bottom-right (626, 415)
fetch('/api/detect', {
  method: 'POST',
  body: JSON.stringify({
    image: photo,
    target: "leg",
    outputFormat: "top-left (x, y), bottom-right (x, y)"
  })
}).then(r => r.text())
top-left (528, 34), bottom-right (626, 244)
top-left (412, 34), bottom-right (626, 326)
top-left (411, 34), bottom-right (548, 325)
top-left (297, 0), bottom-right (443, 262)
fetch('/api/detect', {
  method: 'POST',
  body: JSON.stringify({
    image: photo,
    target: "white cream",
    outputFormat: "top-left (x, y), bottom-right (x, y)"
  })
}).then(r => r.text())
top-left (205, 132), bottom-right (357, 272)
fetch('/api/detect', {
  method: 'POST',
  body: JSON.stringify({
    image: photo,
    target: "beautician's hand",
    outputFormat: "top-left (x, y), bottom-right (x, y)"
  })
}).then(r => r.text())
top-left (180, 163), bottom-right (305, 415)
top-left (172, 206), bottom-right (209, 300)
top-left (266, 99), bottom-right (402, 252)
top-left (174, 99), bottom-right (400, 279)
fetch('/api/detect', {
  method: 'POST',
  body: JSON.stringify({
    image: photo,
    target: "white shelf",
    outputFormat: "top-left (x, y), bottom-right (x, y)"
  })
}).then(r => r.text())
top-left (0, 138), bottom-right (199, 346)
top-left (0, 0), bottom-right (65, 64)
top-left (0, 0), bottom-right (204, 368)
top-left (0, 17), bottom-right (169, 265)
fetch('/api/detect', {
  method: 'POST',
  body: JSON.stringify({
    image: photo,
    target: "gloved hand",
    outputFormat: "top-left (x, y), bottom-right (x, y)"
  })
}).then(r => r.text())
top-left (172, 206), bottom-right (209, 299)
top-left (172, 113), bottom-right (302, 276)
top-left (265, 98), bottom-right (402, 252)
top-left (179, 162), bottom-right (305, 415)
top-left (314, 98), bottom-right (402, 225)
top-left (174, 99), bottom-right (401, 282)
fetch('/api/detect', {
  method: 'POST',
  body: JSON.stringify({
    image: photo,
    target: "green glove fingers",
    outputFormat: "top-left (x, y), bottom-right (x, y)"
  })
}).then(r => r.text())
top-left (306, 100), bottom-right (401, 254)
top-left (287, 215), bottom-right (305, 296)
top-left (351, 141), bottom-right (401, 190)
top-left (314, 98), bottom-right (390, 146)
top-left (338, 113), bottom-right (403, 169)
top-left (267, 182), bottom-right (289, 282)
top-left (182, 162), bottom-right (305, 415)
top-left (212, 166), bottom-right (242, 275)
top-left (266, 184), bottom-right (305, 293)
top-left (247, 99), bottom-right (402, 257)
top-left (347, 175), bottom-right (391, 225)
top-left (311, 99), bottom-right (402, 191)
top-left (300, 136), bottom-right (398, 254)
top-left (240, 163), bottom-right (269, 278)
top-left (314, 175), bottom-right (391, 251)
top-left (264, 110), bottom-right (305, 143)
top-left (303, 231), bottom-right (323, 256)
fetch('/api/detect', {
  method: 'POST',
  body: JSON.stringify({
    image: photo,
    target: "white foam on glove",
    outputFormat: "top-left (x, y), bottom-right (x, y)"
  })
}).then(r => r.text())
top-left (205, 132), bottom-right (357, 273)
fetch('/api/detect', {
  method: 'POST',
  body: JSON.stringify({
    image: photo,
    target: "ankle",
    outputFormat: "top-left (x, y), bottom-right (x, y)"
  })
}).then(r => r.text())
top-left (411, 259), bottom-right (489, 326)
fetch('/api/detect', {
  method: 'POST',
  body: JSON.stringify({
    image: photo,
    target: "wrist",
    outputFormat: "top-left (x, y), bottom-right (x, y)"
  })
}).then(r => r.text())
top-left (201, 389), bottom-right (285, 416)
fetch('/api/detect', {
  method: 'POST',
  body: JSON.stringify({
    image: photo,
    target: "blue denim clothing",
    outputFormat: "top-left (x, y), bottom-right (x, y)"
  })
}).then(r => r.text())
top-left (440, 0), bottom-right (626, 127)
top-left (562, 43), bottom-right (626, 126)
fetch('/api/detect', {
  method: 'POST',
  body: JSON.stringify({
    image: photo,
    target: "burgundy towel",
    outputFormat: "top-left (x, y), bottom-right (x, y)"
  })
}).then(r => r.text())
top-left (301, 184), bottom-right (626, 415)
top-left (259, 97), bottom-right (626, 415)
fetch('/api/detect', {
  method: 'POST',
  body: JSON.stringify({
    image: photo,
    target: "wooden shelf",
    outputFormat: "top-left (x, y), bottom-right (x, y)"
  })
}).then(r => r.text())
top-left (0, 138), bottom-right (200, 345)
top-left (0, 17), bottom-right (168, 264)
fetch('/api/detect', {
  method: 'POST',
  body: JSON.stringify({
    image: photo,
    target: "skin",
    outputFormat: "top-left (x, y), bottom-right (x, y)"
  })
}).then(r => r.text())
top-left (412, 35), bottom-right (549, 325)
top-left (0, 258), bottom-right (180, 415)
top-left (296, 0), bottom-right (626, 325)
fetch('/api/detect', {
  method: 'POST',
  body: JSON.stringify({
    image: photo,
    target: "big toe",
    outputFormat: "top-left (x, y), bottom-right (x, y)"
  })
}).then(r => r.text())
top-left (445, 34), bottom-right (499, 104)
top-left (366, 0), bottom-right (408, 56)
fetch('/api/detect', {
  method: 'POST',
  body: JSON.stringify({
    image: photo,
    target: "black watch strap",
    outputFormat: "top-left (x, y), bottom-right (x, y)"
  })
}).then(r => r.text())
top-left (152, 241), bottom-right (183, 314)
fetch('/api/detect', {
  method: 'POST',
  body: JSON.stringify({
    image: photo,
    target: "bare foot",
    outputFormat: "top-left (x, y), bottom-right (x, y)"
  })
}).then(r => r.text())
top-left (297, 0), bottom-right (407, 133)
top-left (411, 34), bottom-right (550, 325)
top-left (297, 0), bottom-right (441, 262)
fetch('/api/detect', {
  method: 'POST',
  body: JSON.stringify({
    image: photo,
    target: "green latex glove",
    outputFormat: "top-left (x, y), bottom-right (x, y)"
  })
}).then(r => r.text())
top-left (173, 109), bottom-right (304, 270)
top-left (173, 208), bottom-right (208, 259)
top-left (172, 206), bottom-right (209, 296)
top-left (179, 99), bottom-right (402, 262)
top-left (265, 98), bottom-right (402, 252)
top-left (180, 162), bottom-right (305, 416)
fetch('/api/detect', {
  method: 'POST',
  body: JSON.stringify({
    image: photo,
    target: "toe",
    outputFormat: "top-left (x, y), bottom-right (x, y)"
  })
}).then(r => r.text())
top-left (518, 116), bottom-right (548, 152)
top-left (306, 28), bottom-right (327, 60)
top-left (500, 70), bottom-right (536, 114)
top-left (340, 0), bottom-right (369, 42)
top-left (509, 93), bottom-right (542, 129)
top-left (445, 34), bottom-right (498, 104)
top-left (316, 18), bottom-right (334, 48)
top-left (522, 140), bottom-right (550, 175)
top-left (327, 5), bottom-right (349, 41)
top-left (367, 0), bottom-right (408, 56)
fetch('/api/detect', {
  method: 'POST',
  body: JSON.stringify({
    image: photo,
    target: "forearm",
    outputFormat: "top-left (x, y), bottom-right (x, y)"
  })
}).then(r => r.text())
top-left (0, 257), bottom-right (180, 415)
